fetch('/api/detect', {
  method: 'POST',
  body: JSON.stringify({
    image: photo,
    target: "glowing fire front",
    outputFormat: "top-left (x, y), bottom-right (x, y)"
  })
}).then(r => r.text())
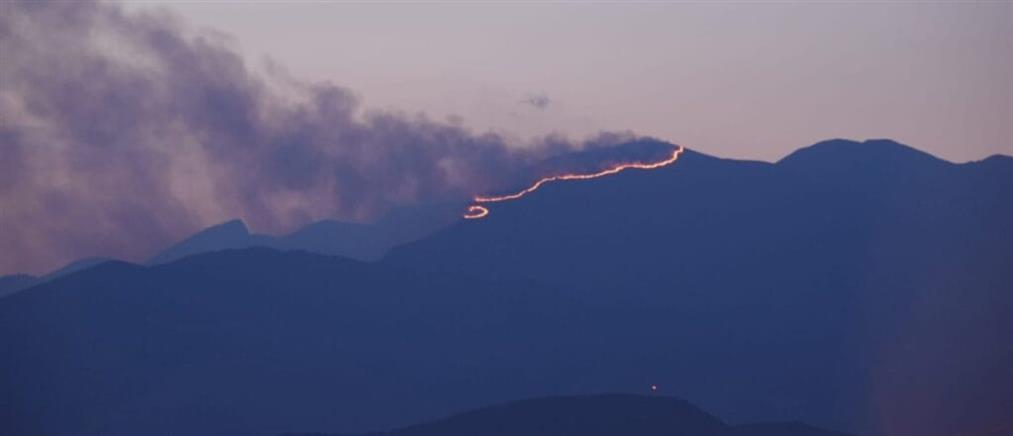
top-left (462, 205), bottom-right (489, 219)
top-left (463, 145), bottom-right (685, 219)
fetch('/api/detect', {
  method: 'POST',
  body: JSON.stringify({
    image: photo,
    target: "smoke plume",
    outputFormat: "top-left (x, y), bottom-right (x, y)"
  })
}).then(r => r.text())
top-left (0, 1), bottom-right (636, 274)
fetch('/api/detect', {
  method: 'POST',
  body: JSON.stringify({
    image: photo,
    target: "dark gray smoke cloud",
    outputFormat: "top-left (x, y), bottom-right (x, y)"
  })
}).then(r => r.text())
top-left (0, 1), bottom-right (635, 275)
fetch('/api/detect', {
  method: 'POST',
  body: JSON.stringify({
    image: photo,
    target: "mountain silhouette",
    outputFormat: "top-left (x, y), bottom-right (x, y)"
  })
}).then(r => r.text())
top-left (0, 274), bottom-right (37, 298)
top-left (147, 219), bottom-right (266, 265)
top-left (2, 139), bottom-right (1009, 436)
top-left (0, 257), bottom-right (111, 298)
top-left (148, 202), bottom-right (464, 265)
top-left (287, 394), bottom-right (851, 436)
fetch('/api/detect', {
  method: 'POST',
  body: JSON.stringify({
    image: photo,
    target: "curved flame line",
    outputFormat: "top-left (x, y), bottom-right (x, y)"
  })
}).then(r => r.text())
top-left (462, 145), bottom-right (685, 219)
top-left (474, 145), bottom-right (684, 203)
top-left (462, 205), bottom-right (489, 219)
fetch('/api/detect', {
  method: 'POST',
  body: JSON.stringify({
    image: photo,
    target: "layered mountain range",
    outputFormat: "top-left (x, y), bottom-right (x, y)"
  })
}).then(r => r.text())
top-left (2, 139), bottom-right (1010, 436)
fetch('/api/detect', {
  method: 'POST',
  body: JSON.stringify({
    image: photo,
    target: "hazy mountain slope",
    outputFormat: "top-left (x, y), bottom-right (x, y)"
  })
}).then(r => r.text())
top-left (147, 219), bottom-right (266, 265)
top-left (385, 139), bottom-right (1013, 436)
top-left (288, 394), bottom-right (850, 436)
top-left (276, 202), bottom-right (466, 261)
top-left (0, 274), bottom-right (37, 298)
top-left (0, 257), bottom-right (112, 298)
top-left (147, 203), bottom-right (463, 266)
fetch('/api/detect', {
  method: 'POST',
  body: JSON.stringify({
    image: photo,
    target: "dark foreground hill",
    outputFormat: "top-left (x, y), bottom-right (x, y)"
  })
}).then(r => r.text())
top-left (288, 394), bottom-right (851, 436)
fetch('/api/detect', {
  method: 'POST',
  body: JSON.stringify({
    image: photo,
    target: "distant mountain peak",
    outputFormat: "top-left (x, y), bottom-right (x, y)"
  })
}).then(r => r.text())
top-left (145, 204), bottom-right (464, 267)
top-left (147, 219), bottom-right (255, 265)
top-left (779, 138), bottom-right (947, 165)
top-left (970, 153), bottom-right (1013, 168)
top-left (775, 139), bottom-right (952, 183)
top-left (199, 219), bottom-right (250, 236)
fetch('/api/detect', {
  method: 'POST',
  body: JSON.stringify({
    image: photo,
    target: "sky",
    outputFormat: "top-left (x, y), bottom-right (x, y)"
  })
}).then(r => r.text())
top-left (139, 1), bottom-right (1011, 162)
top-left (2, 1), bottom-right (1010, 275)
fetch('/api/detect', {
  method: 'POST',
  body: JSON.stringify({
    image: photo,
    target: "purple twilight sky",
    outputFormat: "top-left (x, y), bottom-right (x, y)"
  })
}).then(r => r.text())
top-left (145, 1), bottom-right (1012, 162)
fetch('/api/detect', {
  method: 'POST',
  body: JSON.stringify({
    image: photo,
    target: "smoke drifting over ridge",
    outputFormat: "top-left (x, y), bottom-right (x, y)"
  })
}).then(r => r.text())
top-left (0, 1), bottom-right (637, 275)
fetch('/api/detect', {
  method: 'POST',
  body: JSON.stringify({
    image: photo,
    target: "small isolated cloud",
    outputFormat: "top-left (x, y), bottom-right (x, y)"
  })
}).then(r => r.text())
top-left (522, 93), bottom-right (551, 110)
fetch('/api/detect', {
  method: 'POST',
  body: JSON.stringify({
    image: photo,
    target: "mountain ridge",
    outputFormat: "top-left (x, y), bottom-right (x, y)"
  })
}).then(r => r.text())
top-left (4, 137), bottom-right (1004, 290)
top-left (146, 202), bottom-right (465, 267)
top-left (0, 257), bottom-right (113, 298)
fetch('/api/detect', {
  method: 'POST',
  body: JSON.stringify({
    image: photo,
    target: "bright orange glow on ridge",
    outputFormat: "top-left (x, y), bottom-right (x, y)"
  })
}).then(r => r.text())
top-left (462, 205), bottom-right (489, 219)
top-left (463, 145), bottom-right (685, 218)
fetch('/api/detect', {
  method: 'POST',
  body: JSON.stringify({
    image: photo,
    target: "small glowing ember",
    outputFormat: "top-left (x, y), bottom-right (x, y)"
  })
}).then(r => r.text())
top-left (463, 145), bottom-right (685, 219)
top-left (462, 205), bottom-right (489, 219)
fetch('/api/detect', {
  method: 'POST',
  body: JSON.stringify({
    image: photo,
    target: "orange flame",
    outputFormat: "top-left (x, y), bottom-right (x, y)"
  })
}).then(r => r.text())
top-left (464, 145), bottom-right (685, 218)
top-left (462, 205), bottom-right (489, 219)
